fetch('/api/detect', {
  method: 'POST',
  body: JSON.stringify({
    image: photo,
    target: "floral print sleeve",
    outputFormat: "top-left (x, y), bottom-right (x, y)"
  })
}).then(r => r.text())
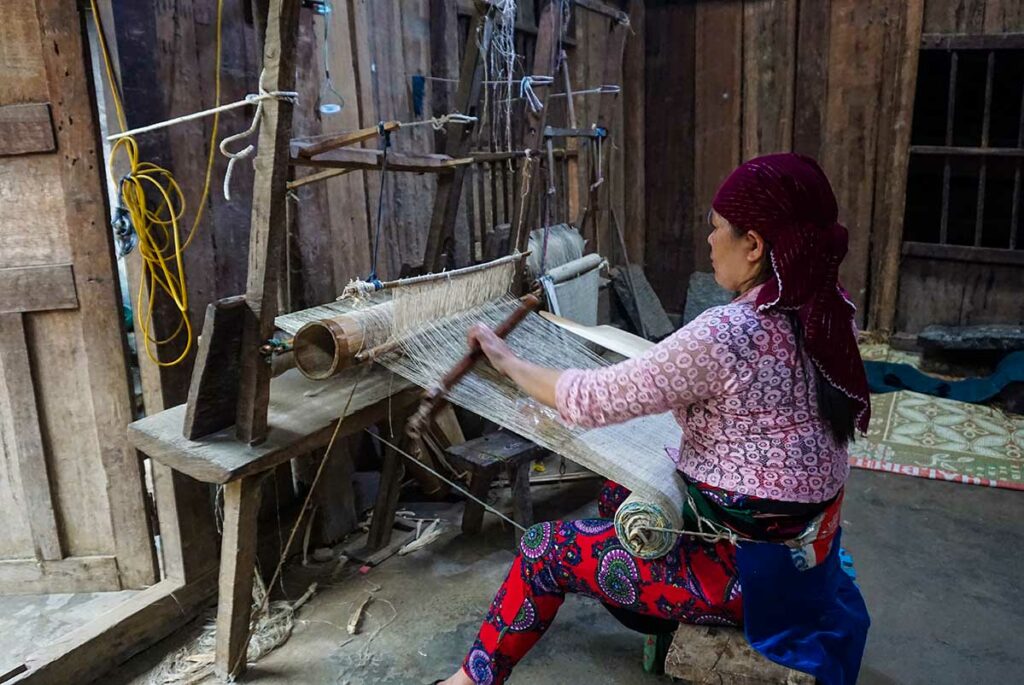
top-left (554, 310), bottom-right (750, 428)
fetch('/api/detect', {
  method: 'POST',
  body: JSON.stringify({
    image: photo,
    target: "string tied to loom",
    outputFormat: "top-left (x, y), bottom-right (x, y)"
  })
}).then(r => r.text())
top-left (219, 69), bottom-right (300, 201)
top-left (520, 75), bottom-right (554, 112)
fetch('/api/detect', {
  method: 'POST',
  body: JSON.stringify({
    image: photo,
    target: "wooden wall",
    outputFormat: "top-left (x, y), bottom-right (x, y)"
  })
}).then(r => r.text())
top-left (643, 0), bottom-right (925, 324)
top-left (0, 1), bottom-right (155, 592)
top-left (100, 1), bottom-right (635, 408)
top-left (893, 0), bottom-right (1024, 333)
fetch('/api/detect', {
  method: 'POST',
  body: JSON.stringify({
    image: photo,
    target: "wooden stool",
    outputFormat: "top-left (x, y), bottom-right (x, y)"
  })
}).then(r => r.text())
top-left (664, 624), bottom-right (814, 685)
top-left (446, 430), bottom-right (546, 541)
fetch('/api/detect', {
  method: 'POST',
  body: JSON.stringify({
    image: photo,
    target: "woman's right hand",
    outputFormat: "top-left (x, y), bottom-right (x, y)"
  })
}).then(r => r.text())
top-left (467, 323), bottom-right (518, 377)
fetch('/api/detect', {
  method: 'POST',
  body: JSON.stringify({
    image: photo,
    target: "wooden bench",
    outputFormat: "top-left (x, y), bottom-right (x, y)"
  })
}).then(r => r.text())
top-left (128, 364), bottom-right (418, 679)
top-left (664, 624), bottom-right (814, 685)
top-left (446, 430), bottom-right (546, 542)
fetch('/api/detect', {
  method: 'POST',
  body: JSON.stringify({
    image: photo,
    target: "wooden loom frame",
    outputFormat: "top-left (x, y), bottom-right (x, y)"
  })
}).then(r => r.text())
top-left (8, 1), bottom-right (632, 682)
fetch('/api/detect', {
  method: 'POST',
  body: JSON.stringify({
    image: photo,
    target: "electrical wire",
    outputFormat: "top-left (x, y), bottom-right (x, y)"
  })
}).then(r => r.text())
top-left (89, 0), bottom-right (224, 367)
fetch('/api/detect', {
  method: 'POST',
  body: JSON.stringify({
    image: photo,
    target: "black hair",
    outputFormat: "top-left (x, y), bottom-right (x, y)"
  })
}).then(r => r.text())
top-left (790, 314), bottom-right (856, 446)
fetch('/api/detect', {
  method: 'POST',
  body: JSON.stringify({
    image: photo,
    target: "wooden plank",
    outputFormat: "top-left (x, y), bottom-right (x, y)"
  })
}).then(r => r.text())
top-left (868, 0), bottom-right (925, 333)
top-left (909, 145), bottom-right (1024, 158)
top-left (742, 0), bottom-right (797, 158)
top-left (983, 2), bottom-right (1024, 33)
top-left (236, 0), bottom-right (301, 445)
top-left (291, 146), bottom-right (467, 172)
top-left (512, 1), bottom-right (562, 258)
top-left (596, 18), bottom-right (629, 264)
top-left (131, 366), bottom-right (418, 484)
top-left (923, 0), bottom-right (986, 33)
top-left (9, 573), bottom-right (218, 685)
top-left (215, 476), bottom-right (263, 679)
top-left (289, 6), bottom-right (350, 307)
top-left (622, 0), bottom-right (645, 266)
top-left (920, 32), bottom-right (1024, 49)
top-left (293, 121), bottom-right (401, 158)
top-left (309, 443), bottom-right (358, 544)
top-left (183, 296), bottom-right (247, 439)
top-left (820, 0), bottom-right (889, 322)
top-left (423, 4), bottom-right (491, 270)
top-left (645, 1), bottom-right (697, 311)
top-left (0, 265), bottom-right (77, 314)
top-left (793, 0), bottom-right (831, 157)
top-left (665, 624), bottom-right (815, 684)
top-left (286, 167), bottom-right (354, 190)
top-left (35, 0), bottom-right (157, 588)
top-left (0, 556), bottom-right (120, 595)
top-left (0, 103), bottom-right (54, 156)
top-left (902, 241), bottom-right (1024, 266)
top-left (366, 436), bottom-right (407, 550)
top-left (0, 314), bottom-right (61, 560)
top-left (693, 1), bottom-right (741, 276)
top-left (150, 462), bottom-right (219, 583)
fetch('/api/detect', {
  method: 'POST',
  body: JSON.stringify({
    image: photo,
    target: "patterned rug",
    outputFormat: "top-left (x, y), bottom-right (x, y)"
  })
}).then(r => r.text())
top-left (850, 343), bottom-right (1024, 490)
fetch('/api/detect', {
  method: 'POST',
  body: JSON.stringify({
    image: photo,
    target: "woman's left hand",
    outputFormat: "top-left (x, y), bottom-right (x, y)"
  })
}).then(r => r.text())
top-left (468, 323), bottom-right (518, 377)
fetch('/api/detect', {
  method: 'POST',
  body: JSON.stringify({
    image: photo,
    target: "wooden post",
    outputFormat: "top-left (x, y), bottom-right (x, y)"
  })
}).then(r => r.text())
top-left (366, 438), bottom-right (406, 551)
top-left (423, 1), bottom-right (492, 271)
top-left (236, 0), bottom-right (301, 444)
top-left (867, 0), bottom-right (925, 333)
top-left (215, 476), bottom-right (264, 679)
top-left (512, 1), bottom-right (561, 256)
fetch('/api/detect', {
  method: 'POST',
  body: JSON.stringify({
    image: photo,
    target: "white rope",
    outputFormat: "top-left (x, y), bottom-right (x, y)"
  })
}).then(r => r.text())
top-left (220, 69), bottom-right (300, 201)
top-left (106, 69), bottom-right (297, 142)
top-left (398, 112), bottom-right (478, 131)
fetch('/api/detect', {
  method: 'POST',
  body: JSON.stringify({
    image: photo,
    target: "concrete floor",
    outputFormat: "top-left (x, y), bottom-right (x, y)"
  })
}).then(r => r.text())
top-left (101, 467), bottom-right (1024, 685)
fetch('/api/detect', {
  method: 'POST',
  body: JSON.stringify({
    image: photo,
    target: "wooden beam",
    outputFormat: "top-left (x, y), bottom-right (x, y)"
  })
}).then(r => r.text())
top-left (0, 314), bottom-right (62, 561)
top-left (423, 3), bottom-right (491, 270)
top-left (0, 265), bottom-right (78, 314)
top-left (512, 1), bottom-right (562, 256)
top-left (0, 103), bottom-right (55, 156)
top-left (292, 121), bottom-right (401, 158)
top-left (286, 168), bottom-right (354, 190)
top-left (868, 0), bottom-right (925, 333)
top-left (0, 556), bottom-right (120, 595)
top-left (902, 241), bottom-right (1024, 266)
top-left (131, 367), bottom-right (419, 484)
top-left (183, 296), bottom-right (247, 439)
top-left (921, 32), bottom-right (1024, 49)
top-left (290, 146), bottom-right (469, 172)
top-left (8, 572), bottom-right (218, 685)
top-left (35, 0), bottom-right (157, 588)
top-left (236, 0), bottom-right (301, 445)
top-left (909, 145), bottom-right (1024, 158)
top-left (622, 0), bottom-right (646, 265)
top-left (215, 476), bottom-right (264, 679)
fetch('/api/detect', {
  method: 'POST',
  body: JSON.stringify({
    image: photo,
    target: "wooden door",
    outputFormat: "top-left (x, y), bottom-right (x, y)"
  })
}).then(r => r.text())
top-left (0, 2), bottom-right (156, 593)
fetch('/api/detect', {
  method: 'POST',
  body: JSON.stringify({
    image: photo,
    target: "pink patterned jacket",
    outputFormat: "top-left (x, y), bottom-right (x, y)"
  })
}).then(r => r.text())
top-left (554, 285), bottom-right (848, 504)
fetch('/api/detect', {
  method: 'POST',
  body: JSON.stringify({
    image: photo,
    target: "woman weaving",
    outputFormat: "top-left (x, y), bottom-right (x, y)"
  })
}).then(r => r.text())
top-left (438, 153), bottom-right (871, 685)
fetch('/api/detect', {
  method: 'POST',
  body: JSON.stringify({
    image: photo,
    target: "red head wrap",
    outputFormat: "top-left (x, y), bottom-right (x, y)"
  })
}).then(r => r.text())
top-left (711, 153), bottom-right (870, 433)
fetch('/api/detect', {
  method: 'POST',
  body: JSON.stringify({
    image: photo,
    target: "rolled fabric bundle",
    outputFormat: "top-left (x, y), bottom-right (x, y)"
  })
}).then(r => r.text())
top-left (614, 493), bottom-right (684, 559)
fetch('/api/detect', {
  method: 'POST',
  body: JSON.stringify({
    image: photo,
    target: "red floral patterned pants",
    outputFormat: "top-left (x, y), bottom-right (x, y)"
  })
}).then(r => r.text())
top-left (460, 481), bottom-right (743, 685)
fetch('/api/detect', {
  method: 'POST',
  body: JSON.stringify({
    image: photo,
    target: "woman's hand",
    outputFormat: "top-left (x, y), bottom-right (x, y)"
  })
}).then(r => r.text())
top-left (468, 323), bottom-right (518, 377)
top-left (467, 323), bottom-right (562, 408)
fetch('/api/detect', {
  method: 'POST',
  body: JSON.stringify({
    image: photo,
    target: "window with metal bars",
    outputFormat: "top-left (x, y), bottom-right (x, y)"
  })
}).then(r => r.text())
top-left (903, 37), bottom-right (1024, 259)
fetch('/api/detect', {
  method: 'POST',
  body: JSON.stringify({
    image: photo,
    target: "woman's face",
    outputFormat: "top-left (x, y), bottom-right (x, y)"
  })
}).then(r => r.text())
top-left (707, 210), bottom-right (766, 293)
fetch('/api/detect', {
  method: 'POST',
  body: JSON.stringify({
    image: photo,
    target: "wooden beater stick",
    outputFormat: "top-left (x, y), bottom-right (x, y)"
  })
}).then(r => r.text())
top-left (406, 295), bottom-right (541, 438)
